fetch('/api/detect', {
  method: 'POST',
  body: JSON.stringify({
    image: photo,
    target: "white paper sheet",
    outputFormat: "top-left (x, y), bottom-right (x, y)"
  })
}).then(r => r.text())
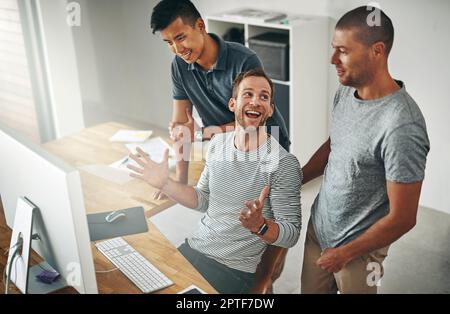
top-left (125, 137), bottom-right (176, 169)
top-left (109, 137), bottom-right (177, 172)
top-left (109, 156), bottom-right (140, 172)
top-left (109, 130), bottom-right (153, 142)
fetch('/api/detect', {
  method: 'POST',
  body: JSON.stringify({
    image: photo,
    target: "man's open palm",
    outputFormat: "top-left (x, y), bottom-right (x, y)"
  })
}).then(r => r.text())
top-left (127, 147), bottom-right (169, 190)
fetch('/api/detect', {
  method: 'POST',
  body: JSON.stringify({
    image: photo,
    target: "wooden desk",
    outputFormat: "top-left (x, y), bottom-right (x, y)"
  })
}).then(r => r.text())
top-left (0, 122), bottom-right (215, 294)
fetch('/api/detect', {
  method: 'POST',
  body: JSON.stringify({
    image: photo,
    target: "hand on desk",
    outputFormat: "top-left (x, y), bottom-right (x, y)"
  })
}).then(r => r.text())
top-left (127, 147), bottom-right (169, 190)
top-left (152, 190), bottom-right (168, 200)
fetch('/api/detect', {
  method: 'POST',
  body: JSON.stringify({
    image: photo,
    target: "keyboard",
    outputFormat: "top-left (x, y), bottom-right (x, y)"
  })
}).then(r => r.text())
top-left (95, 237), bottom-right (173, 293)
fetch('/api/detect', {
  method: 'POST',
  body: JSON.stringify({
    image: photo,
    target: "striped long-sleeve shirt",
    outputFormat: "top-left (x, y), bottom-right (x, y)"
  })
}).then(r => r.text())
top-left (189, 132), bottom-right (302, 273)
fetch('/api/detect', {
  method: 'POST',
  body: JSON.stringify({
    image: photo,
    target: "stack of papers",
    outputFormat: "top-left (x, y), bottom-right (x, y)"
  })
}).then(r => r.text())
top-left (84, 130), bottom-right (178, 184)
top-left (110, 137), bottom-right (177, 171)
top-left (126, 137), bottom-right (175, 161)
top-left (109, 130), bottom-right (153, 142)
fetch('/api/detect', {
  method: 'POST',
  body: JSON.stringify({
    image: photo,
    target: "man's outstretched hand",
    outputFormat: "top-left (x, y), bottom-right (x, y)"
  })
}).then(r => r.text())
top-left (127, 147), bottom-right (170, 190)
top-left (152, 190), bottom-right (169, 201)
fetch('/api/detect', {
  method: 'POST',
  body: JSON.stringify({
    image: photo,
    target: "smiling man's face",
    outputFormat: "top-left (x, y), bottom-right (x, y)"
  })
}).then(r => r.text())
top-left (160, 16), bottom-right (206, 64)
top-left (229, 76), bottom-right (274, 130)
top-left (331, 28), bottom-right (375, 88)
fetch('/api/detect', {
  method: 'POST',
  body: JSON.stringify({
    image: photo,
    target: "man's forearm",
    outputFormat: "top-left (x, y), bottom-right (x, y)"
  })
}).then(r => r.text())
top-left (258, 219), bottom-right (280, 244)
top-left (340, 214), bottom-right (415, 263)
top-left (176, 160), bottom-right (189, 184)
top-left (174, 121), bottom-right (234, 181)
top-left (302, 137), bottom-right (331, 184)
top-left (161, 179), bottom-right (198, 209)
top-left (203, 121), bottom-right (235, 140)
top-left (175, 142), bottom-right (191, 184)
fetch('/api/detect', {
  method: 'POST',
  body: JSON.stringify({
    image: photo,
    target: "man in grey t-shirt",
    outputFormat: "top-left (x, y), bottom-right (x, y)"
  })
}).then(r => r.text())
top-left (301, 7), bottom-right (430, 294)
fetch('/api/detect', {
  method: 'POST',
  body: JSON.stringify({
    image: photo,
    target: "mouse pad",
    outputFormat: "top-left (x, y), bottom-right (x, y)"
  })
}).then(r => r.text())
top-left (87, 206), bottom-right (149, 241)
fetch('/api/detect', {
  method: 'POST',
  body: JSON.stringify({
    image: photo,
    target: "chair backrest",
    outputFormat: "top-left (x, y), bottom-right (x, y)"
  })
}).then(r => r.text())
top-left (251, 246), bottom-right (288, 293)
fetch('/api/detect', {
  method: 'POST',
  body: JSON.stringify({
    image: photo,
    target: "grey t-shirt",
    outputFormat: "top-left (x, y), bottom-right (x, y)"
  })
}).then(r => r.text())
top-left (311, 81), bottom-right (430, 250)
top-left (171, 33), bottom-right (290, 150)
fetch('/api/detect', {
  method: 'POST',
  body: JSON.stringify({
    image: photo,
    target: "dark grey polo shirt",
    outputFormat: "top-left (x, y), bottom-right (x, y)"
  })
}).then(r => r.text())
top-left (171, 33), bottom-right (290, 150)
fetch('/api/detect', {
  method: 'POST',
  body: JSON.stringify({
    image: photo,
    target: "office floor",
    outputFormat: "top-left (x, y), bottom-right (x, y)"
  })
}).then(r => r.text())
top-left (85, 108), bottom-right (450, 294)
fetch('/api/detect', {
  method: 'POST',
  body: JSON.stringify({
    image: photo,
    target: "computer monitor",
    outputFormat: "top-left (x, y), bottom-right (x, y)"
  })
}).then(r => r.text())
top-left (0, 123), bottom-right (98, 294)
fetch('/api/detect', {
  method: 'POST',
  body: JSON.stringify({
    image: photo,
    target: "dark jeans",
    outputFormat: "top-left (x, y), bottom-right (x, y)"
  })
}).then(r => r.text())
top-left (178, 239), bottom-right (255, 294)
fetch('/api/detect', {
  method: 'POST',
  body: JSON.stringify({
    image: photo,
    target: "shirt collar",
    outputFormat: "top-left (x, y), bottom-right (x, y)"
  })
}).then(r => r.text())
top-left (187, 33), bottom-right (227, 71)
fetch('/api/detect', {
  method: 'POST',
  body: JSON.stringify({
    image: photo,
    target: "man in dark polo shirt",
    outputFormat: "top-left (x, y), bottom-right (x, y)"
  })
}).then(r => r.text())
top-left (150, 0), bottom-right (290, 200)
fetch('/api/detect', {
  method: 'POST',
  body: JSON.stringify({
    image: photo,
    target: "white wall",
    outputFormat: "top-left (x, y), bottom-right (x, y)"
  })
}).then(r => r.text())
top-left (70, 0), bottom-right (106, 111)
top-left (120, 0), bottom-right (173, 123)
top-left (37, 0), bottom-right (85, 138)
top-left (72, 0), bottom-right (133, 118)
top-left (72, 0), bottom-right (172, 128)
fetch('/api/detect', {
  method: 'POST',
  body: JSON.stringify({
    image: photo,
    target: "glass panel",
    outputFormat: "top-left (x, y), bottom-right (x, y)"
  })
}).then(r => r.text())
top-left (0, 0), bottom-right (40, 143)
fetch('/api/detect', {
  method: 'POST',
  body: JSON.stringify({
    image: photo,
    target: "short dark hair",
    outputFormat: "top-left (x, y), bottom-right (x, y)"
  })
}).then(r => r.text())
top-left (336, 6), bottom-right (394, 55)
top-left (150, 0), bottom-right (201, 34)
top-left (232, 68), bottom-right (275, 104)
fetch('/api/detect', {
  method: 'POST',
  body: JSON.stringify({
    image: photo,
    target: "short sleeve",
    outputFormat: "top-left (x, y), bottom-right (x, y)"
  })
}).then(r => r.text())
top-left (382, 122), bottom-right (430, 183)
top-left (241, 53), bottom-right (263, 71)
top-left (171, 58), bottom-right (188, 100)
top-left (332, 85), bottom-right (345, 111)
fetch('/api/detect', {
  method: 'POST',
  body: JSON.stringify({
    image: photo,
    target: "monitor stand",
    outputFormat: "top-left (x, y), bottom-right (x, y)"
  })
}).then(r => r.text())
top-left (6, 197), bottom-right (68, 294)
top-left (27, 261), bottom-right (68, 294)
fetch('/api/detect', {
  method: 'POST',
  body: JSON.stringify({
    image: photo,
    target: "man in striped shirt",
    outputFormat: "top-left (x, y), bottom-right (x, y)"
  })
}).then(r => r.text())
top-left (128, 69), bottom-right (302, 293)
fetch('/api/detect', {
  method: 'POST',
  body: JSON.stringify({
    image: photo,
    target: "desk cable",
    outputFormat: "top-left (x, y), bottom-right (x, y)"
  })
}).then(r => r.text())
top-left (4, 236), bottom-right (23, 294)
top-left (93, 242), bottom-right (118, 273)
top-left (95, 268), bottom-right (119, 274)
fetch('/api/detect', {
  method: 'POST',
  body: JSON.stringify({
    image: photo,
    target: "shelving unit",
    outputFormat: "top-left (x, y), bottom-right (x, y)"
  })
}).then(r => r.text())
top-left (206, 14), bottom-right (331, 165)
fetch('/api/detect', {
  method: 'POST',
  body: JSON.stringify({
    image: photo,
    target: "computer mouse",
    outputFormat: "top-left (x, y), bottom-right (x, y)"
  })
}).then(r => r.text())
top-left (105, 211), bottom-right (126, 223)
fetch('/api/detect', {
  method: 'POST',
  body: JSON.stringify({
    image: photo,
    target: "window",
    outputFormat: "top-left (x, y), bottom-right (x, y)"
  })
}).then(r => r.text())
top-left (0, 0), bottom-right (40, 142)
